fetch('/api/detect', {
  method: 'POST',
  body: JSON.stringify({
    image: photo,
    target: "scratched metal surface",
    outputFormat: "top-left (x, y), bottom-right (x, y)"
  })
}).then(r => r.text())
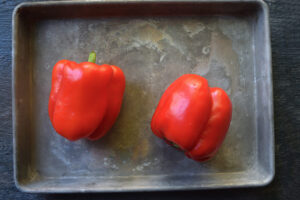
top-left (12, 0), bottom-right (274, 192)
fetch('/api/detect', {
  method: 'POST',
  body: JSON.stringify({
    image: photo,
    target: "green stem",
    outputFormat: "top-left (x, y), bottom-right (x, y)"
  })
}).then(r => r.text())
top-left (88, 51), bottom-right (96, 63)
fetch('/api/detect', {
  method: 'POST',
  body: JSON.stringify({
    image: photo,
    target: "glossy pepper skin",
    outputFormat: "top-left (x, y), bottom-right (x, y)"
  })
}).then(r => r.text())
top-left (48, 52), bottom-right (125, 141)
top-left (151, 74), bottom-right (232, 162)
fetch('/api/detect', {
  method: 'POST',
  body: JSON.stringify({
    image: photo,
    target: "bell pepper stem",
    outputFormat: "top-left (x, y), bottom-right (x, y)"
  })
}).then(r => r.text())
top-left (88, 51), bottom-right (96, 63)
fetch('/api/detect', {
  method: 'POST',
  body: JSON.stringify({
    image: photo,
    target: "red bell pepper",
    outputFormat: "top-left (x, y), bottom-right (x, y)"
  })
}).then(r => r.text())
top-left (151, 74), bottom-right (232, 162)
top-left (48, 52), bottom-right (125, 141)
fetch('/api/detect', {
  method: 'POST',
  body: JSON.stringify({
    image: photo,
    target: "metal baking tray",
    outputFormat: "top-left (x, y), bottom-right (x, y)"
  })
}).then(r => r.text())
top-left (12, 0), bottom-right (274, 193)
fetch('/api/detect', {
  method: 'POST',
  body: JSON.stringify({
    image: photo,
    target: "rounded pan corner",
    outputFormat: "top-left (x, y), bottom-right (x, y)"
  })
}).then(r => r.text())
top-left (14, 179), bottom-right (31, 193)
top-left (14, 178), bottom-right (43, 193)
top-left (257, 169), bottom-right (275, 187)
top-left (14, 170), bottom-right (38, 193)
top-left (255, 0), bottom-right (269, 14)
top-left (12, 2), bottom-right (31, 20)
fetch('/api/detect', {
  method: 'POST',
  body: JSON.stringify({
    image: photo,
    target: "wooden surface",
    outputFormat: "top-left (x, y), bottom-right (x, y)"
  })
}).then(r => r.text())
top-left (0, 0), bottom-right (299, 199)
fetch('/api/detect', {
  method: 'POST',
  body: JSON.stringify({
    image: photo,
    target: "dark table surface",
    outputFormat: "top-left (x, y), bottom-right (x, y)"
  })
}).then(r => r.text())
top-left (1, 0), bottom-right (299, 199)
